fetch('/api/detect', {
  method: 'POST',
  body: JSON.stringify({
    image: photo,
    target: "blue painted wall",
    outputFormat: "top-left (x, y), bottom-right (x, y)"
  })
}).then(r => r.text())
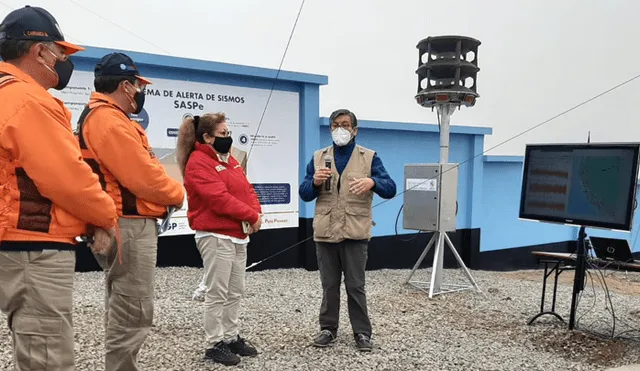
top-left (480, 156), bottom-right (640, 253)
top-left (299, 118), bottom-right (491, 238)
top-left (68, 45), bottom-right (640, 255)
top-left (70, 45), bottom-right (328, 226)
top-left (480, 157), bottom-right (576, 252)
top-left (587, 194), bottom-right (640, 252)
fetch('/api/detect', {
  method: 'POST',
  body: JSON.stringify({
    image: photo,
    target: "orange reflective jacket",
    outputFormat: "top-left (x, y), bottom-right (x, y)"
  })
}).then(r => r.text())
top-left (76, 92), bottom-right (184, 219)
top-left (0, 63), bottom-right (118, 245)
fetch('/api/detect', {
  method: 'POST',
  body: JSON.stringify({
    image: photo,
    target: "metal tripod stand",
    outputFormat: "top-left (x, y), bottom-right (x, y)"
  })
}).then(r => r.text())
top-left (405, 104), bottom-right (481, 298)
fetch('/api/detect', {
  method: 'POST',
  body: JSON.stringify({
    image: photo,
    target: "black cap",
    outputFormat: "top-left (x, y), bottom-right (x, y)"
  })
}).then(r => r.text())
top-left (94, 52), bottom-right (152, 85)
top-left (0, 5), bottom-right (83, 55)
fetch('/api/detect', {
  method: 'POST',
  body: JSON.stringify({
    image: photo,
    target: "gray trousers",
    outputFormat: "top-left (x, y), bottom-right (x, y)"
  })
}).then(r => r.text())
top-left (316, 240), bottom-right (371, 338)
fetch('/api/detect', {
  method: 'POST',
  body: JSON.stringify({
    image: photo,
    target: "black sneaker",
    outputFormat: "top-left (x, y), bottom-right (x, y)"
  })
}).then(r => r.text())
top-left (313, 329), bottom-right (337, 347)
top-left (227, 336), bottom-right (258, 357)
top-left (355, 333), bottom-right (372, 352)
top-left (204, 341), bottom-right (241, 366)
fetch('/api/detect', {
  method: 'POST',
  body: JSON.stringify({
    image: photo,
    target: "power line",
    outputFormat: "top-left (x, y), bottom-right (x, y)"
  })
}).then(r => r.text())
top-left (2, 0), bottom-right (639, 268)
top-left (248, 72), bottom-right (640, 270)
top-left (64, 0), bottom-right (306, 165)
top-left (372, 72), bottom-right (640, 210)
top-left (66, 0), bottom-right (174, 56)
top-left (246, 0), bottom-right (306, 161)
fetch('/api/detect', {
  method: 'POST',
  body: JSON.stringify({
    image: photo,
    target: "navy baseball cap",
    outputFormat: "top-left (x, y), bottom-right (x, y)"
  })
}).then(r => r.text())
top-left (94, 52), bottom-right (152, 85)
top-left (0, 5), bottom-right (84, 55)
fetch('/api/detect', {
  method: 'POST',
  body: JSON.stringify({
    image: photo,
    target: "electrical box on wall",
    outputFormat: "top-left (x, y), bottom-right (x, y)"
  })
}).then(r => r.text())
top-left (403, 163), bottom-right (458, 232)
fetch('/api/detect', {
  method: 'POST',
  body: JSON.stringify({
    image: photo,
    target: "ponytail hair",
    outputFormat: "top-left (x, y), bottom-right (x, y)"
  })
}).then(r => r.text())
top-left (176, 112), bottom-right (228, 177)
top-left (176, 116), bottom-right (197, 178)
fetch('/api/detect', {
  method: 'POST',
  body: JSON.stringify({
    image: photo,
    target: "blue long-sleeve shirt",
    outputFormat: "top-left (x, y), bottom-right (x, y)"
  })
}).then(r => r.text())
top-left (299, 140), bottom-right (397, 202)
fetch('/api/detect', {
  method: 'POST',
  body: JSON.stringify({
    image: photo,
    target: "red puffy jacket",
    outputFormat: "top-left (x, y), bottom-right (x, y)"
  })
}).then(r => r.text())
top-left (184, 142), bottom-right (262, 239)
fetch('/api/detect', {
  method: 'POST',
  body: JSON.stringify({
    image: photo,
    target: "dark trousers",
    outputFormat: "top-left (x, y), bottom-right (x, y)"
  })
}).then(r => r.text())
top-left (316, 240), bottom-right (372, 338)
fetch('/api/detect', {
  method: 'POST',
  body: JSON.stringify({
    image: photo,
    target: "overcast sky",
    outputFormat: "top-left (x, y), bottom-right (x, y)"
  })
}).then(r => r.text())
top-left (1, 0), bottom-right (638, 156)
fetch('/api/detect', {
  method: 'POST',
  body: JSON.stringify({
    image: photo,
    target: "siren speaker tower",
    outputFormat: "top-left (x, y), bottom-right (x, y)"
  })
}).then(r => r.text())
top-left (404, 35), bottom-right (482, 298)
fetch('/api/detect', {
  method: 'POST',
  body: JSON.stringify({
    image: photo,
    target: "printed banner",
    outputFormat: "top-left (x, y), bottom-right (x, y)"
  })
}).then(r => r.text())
top-left (51, 71), bottom-right (300, 235)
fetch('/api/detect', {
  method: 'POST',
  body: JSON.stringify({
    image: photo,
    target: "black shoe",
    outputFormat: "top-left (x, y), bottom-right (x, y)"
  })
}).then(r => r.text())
top-left (204, 341), bottom-right (241, 366)
top-left (355, 333), bottom-right (372, 352)
top-left (313, 329), bottom-right (337, 347)
top-left (227, 336), bottom-right (258, 357)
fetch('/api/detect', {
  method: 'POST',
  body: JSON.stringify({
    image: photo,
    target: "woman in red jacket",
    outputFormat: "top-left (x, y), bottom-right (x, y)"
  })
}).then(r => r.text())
top-left (176, 112), bottom-right (262, 366)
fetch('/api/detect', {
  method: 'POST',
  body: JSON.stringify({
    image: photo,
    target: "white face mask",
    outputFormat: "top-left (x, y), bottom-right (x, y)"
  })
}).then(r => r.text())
top-left (332, 127), bottom-right (352, 146)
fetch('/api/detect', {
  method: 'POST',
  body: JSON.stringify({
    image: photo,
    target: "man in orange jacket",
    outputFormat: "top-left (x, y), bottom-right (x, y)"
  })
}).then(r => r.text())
top-left (0, 6), bottom-right (118, 371)
top-left (76, 52), bottom-right (185, 371)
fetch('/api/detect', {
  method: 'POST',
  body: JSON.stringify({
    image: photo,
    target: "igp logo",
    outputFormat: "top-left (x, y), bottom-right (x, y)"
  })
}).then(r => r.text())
top-left (129, 108), bottom-right (150, 130)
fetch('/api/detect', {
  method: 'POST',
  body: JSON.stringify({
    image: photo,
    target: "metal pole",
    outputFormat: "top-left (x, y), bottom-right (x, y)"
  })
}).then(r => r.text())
top-left (406, 103), bottom-right (479, 297)
top-left (437, 104), bottom-right (454, 164)
top-left (429, 231), bottom-right (445, 298)
top-left (405, 233), bottom-right (437, 284)
top-left (569, 226), bottom-right (587, 330)
top-left (429, 103), bottom-right (455, 296)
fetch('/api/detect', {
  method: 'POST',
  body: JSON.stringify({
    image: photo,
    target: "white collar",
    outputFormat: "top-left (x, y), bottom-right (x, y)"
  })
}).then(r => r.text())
top-left (217, 152), bottom-right (230, 163)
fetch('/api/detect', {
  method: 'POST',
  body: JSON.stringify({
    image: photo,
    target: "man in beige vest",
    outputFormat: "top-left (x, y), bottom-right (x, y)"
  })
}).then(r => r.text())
top-left (192, 146), bottom-right (248, 301)
top-left (232, 146), bottom-right (248, 171)
top-left (299, 109), bottom-right (396, 352)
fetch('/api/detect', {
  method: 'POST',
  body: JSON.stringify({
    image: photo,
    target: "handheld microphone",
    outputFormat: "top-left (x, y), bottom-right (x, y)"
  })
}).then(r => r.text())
top-left (324, 155), bottom-right (333, 191)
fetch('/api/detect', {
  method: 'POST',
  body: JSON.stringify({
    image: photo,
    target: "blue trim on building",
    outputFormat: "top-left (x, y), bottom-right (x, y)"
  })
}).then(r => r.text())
top-left (315, 122), bottom-right (478, 234)
top-left (480, 160), bottom-right (576, 252)
top-left (69, 45), bottom-right (328, 222)
top-left (70, 57), bottom-right (304, 93)
top-left (298, 85), bottom-right (322, 219)
top-left (320, 117), bottom-right (492, 135)
top-left (74, 45), bottom-right (329, 86)
top-left (483, 155), bottom-right (524, 163)
top-left (468, 135), bottom-right (485, 229)
top-left (68, 44), bottom-right (638, 258)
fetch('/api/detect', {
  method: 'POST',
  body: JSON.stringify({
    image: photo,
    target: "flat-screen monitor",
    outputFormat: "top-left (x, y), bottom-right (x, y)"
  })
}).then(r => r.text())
top-left (519, 143), bottom-right (640, 231)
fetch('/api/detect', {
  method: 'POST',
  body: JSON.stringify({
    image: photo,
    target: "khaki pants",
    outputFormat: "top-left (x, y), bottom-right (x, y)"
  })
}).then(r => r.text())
top-left (94, 218), bottom-right (158, 371)
top-left (196, 236), bottom-right (247, 348)
top-left (0, 249), bottom-right (75, 371)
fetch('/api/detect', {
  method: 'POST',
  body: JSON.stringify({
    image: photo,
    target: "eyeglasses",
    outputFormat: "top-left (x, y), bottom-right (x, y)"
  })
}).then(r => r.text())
top-left (216, 130), bottom-right (232, 138)
top-left (330, 122), bottom-right (352, 130)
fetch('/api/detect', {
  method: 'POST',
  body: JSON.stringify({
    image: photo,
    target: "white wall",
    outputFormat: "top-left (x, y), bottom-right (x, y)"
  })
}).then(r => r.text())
top-left (1, 0), bottom-right (639, 156)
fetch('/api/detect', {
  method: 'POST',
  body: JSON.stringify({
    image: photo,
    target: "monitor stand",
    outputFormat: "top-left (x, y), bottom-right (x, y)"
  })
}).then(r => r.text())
top-left (568, 225), bottom-right (587, 330)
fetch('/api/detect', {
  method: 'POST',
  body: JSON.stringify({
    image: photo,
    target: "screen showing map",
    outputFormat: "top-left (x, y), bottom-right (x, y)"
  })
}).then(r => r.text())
top-left (519, 144), bottom-right (640, 231)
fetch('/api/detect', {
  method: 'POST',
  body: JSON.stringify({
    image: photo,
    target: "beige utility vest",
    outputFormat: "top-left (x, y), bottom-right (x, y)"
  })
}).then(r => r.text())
top-left (312, 144), bottom-right (376, 243)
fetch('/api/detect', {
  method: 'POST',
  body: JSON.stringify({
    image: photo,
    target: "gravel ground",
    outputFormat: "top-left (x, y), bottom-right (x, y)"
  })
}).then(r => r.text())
top-left (2, 266), bottom-right (640, 371)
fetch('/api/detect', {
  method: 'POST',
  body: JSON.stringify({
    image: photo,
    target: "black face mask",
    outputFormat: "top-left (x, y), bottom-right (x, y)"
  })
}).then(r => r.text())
top-left (212, 136), bottom-right (233, 154)
top-left (52, 58), bottom-right (74, 91)
top-left (132, 89), bottom-right (145, 114)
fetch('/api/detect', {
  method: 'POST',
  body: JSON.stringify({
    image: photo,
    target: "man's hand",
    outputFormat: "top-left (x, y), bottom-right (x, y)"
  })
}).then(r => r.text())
top-left (313, 167), bottom-right (332, 187)
top-left (349, 177), bottom-right (375, 196)
top-left (90, 226), bottom-right (116, 255)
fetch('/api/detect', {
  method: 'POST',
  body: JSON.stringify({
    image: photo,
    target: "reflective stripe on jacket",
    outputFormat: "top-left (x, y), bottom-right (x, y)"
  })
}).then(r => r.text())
top-left (76, 92), bottom-right (184, 219)
top-left (0, 63), bottom-right (117, 246)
